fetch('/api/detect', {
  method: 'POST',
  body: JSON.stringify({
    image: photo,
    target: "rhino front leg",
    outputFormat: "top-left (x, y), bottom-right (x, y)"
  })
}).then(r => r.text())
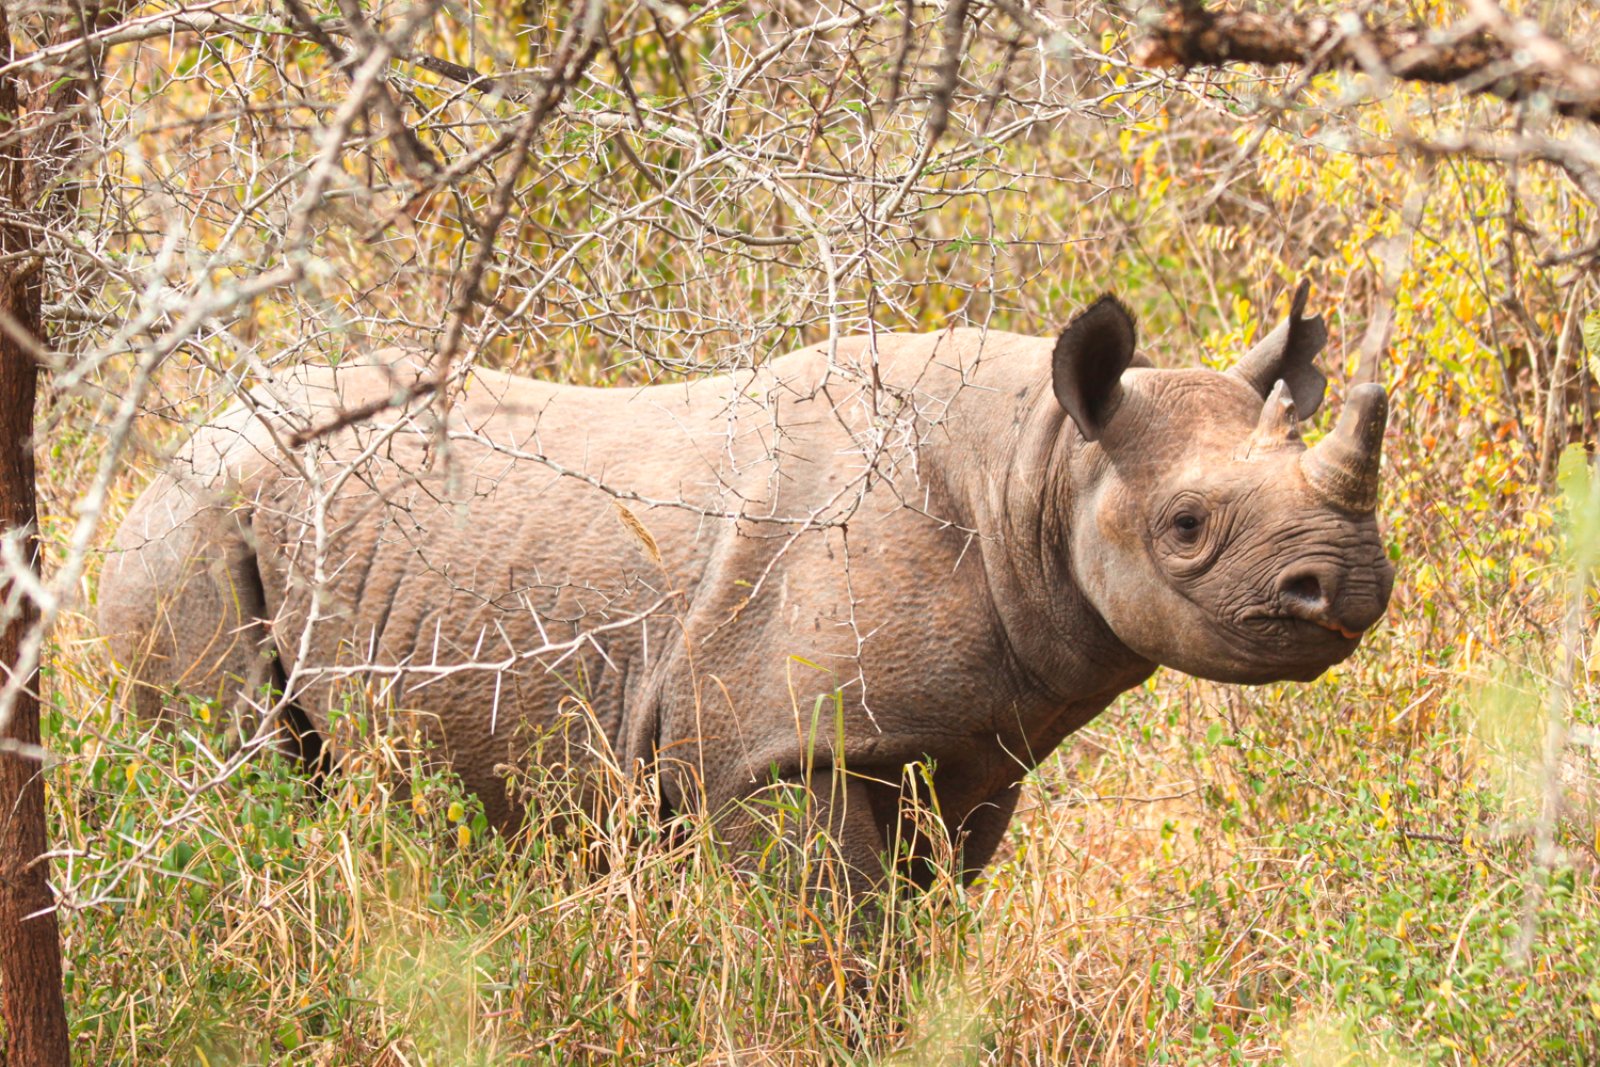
top-left (950, 784), bottom-right (1021, 885)
top-left (720, 768), bottom-right (890, 909)
top-left (864, 775), bottom-right (1022, 889)
top-left (800, 768), bottom-right (894, 904)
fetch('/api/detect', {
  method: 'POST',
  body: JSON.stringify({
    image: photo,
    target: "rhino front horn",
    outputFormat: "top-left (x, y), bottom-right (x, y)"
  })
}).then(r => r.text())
top-left (1301, 383), bottom-right (1387, 512)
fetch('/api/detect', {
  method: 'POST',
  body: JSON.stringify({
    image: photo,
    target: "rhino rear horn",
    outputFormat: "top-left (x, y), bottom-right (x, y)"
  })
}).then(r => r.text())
top-left (1243, 379), bottom-right (1301, 457)
top-left (1301, 383), bottom-right (1387, 512)
top-left (1053, 294), bottom-right (1137, 442)
top-left (1229, 279), bottom-right (1328, 418)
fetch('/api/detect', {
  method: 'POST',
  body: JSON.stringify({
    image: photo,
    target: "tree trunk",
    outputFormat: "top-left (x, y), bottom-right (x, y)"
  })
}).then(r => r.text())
top-left (0, 3), bottom-right (68, 1062)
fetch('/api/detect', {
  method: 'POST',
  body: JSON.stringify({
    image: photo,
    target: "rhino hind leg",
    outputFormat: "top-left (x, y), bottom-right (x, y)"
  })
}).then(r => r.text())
top-left (275, 685), bottom-right (333, 788)
top-left (98, 474), bottom-right (304, 758)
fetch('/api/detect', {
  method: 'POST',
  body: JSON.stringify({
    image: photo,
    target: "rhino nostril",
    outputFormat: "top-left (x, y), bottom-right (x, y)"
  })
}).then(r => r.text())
top-left (1277, 570), bottom-right (1333, 617)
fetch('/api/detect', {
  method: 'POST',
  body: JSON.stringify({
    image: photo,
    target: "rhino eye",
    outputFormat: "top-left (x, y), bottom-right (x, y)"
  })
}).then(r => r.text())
top-left (1158, 499), bottom-right (1221, 576)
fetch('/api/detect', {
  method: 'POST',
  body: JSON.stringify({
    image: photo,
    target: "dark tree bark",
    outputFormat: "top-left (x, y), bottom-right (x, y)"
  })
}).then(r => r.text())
top-left (0, 1), bottom-right (66, 1058)
top-left (0, 0), bottom-right (129, 1057)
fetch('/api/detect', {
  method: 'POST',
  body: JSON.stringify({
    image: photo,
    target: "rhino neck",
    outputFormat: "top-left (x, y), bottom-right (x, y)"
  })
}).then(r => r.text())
top-left (962, 379), bottom-right (1156, 709)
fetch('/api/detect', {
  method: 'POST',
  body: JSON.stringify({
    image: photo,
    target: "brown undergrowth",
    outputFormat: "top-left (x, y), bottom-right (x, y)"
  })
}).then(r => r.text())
top-left (35, 443), bottom-right (1600, 1063)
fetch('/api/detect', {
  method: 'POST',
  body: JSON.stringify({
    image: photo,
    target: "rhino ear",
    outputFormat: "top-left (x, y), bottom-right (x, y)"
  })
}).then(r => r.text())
top-left (1053, 294), bottom-right (1137, 443)
top-left (1227, 279), bottom-right (1328, 418)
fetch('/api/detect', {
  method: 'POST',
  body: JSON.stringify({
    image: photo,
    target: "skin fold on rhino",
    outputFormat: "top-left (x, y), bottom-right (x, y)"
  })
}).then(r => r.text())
top-left (97, 282), bottom-right (1394, 896)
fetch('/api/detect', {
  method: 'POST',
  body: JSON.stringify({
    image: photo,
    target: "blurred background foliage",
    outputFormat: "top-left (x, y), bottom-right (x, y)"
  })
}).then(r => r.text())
top-left (16, 0), bottom-right (1600, 1062)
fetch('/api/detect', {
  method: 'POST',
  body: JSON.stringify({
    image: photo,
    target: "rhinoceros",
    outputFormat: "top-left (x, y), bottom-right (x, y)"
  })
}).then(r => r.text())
top-left (98, 281), bottom-right (1393, 892)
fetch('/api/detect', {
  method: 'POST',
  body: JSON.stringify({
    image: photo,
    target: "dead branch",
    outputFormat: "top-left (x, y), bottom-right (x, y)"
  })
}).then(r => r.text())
top-left (1134, 1), bottom-right (1600, 125)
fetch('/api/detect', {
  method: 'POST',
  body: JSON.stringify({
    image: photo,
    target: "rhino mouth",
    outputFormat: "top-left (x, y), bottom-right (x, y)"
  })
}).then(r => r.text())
top-left (1241, 610), bottom-right (1365, 646)
top-left (1280, 616), bottom-right (1364, 643)
top-left (1312, 619), bottom-right (1364, 641)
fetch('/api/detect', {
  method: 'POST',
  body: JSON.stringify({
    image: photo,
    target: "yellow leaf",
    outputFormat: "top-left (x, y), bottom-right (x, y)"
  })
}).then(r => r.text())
top-left (614, 502), bottom-right (662, 565)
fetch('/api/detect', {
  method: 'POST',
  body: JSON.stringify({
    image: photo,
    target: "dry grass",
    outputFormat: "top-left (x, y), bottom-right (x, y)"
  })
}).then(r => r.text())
top-left (36, 487), bottom-right (1600, 1064)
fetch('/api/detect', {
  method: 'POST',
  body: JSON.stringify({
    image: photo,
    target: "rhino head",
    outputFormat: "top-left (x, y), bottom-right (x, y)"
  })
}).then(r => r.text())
top-left (1054, 281), bottom-right (1394, 684)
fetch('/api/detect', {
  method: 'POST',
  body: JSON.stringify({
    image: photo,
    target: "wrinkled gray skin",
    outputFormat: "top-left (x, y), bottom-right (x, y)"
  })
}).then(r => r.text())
top-left (98, 284), bottom-right (1394, 892)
